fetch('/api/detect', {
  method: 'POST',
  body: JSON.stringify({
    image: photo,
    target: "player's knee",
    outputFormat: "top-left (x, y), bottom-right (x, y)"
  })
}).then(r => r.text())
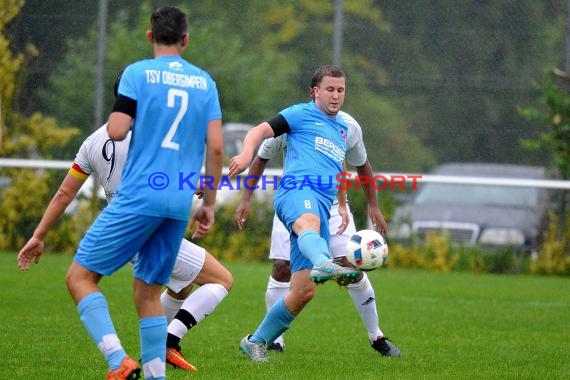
top-left (170, 285), bottom-right (192, 300)
top-left (64, 269), bottom-right (76, 293)
top-left (220, 270), bottom-right (234, 292)
top-left (298, 287), bottom-right (316, 304)
top-left (65, 263), bottom-right (101, 302)
top-left (272, 260), bottom-right (291, 282)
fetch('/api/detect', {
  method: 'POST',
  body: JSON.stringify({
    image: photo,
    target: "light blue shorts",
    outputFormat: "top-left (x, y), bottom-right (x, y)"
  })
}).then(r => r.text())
top-left (274, 188), bottom-right (332, 273)
top-left (75, 207), bottom-right (187, 285)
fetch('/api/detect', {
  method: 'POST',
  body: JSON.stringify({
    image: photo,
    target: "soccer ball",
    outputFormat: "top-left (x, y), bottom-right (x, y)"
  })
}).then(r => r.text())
top-left (345, 229), bottom-right (388, 271)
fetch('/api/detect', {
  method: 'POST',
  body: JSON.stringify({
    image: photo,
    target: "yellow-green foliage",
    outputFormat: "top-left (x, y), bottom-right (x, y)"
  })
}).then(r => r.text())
top-left (43, 199), bottom-right (99, 254)
top-left (0, 170), bottom-right (50, 249)
top-left (0, 0), bottom-right (25, 119)
top-left (3, 113), bottom-right (79, 157)
top-left (0, 113), bottom-right (79, 251)
top-left (386, 233), bottom-right (525, 274)
top-left (530, 211), bottom-right (570, 275)
top-left (424, 233), bottom-right (460, 272)
top-left (0, 170), bottom-right (96, 253)
top-left (387, 233), bottom-right (458, 272)
top-left (0, 0), bottom-right (80, 251)
top-left (189, 197), bottom-right (274, 262)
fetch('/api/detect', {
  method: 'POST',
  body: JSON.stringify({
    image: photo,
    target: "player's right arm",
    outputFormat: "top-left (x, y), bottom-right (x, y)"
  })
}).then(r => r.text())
top-left (234, 135), bottom-right (284, 229)
top-left (228, 122), bottom-right (275, 177)
top-left (17, 172), bottom-right (87, 270)
top-left (235, 155), bottom-right (269, 230)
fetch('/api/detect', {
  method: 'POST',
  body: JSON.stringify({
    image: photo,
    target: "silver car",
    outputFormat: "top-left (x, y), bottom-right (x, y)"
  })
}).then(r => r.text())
top-left (389, 163), bottom-right (549, 255)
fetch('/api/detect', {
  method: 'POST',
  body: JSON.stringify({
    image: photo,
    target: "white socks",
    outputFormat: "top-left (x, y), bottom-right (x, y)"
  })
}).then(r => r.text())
top-left (167, 283), bottom-right (228, 338)
top-left (264, 274), bottom-right (385, 343)
top-left (160, 291), bottom-right (184, 324)
top-left (346, 273), bottom-right (383, 340)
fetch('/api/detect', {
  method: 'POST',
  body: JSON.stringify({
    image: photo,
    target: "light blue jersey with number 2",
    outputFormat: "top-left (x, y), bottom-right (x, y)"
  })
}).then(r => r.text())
top-left (113, 55), bottom-right (221, 220)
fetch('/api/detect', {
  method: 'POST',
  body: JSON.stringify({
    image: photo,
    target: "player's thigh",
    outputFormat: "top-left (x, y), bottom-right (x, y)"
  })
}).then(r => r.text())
top-left (268, 214), bottom-right (291, 261)
top-left (274, 189), bottom-right (320, 230)
top-left (165, 238), bottom-right (205, 293)
top-left (134, 218), bottom-right (187, 286)
top-left (329, 205), bottom-right (357, 258)
top-left (192, 251), bottom-right (233, 290)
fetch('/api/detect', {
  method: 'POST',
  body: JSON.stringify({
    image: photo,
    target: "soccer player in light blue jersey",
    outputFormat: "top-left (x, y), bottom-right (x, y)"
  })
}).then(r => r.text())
top-left (234, 112), bottom-right (400, 357)
top-left (22, 6), bottom-right (223, 380)
top-left (229, 65), bottom-right (366, 362)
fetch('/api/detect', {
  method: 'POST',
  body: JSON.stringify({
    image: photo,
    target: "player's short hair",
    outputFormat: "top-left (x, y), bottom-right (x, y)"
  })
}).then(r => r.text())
top-left (310, 65), bottom-right (346, 90)
top-left (113, 69), bottom-right (124, 100)
top-left (151, 5), bottom-right (188, 45)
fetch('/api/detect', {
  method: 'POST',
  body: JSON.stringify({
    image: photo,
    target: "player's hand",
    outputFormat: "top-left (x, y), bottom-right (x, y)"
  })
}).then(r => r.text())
top-left (189, 204), bottom-right (215, 239)
top-left (336, 204), bottom-right (349, 235)
top-left (18, 237), bottom-right (45, 271)
top-left (235, 200), bottom-right (251, 230)
top-left (228, 154), bottom-right (250, 178)
top-left (369, 207), bottom-right (388, 236)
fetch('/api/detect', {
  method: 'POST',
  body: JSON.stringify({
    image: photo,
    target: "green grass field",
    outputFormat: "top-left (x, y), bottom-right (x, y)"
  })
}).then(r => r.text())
top-left (1, 252), bottom-right (569, 379)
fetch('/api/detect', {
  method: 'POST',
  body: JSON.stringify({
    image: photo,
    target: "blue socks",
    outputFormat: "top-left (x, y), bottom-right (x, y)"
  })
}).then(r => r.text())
top-left (140, 316), bottom-right (167, 380)
top-left (77, 292), bottom-right (125, 370)
top-left (297, 230), bottom-right (330, 266)
top-left (250, 298), bottom-right (295, 345)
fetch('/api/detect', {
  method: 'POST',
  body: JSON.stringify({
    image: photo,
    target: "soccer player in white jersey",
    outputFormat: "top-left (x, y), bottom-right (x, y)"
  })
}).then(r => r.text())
top-left (19, 6), bottom-right (222, 379)
top-left (235, 111), bottom-right (400, 357)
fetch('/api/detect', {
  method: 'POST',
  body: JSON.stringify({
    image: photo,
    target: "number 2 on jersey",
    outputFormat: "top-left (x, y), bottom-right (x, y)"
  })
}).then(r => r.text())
top-left (161, 88), bottom-right (189, 150)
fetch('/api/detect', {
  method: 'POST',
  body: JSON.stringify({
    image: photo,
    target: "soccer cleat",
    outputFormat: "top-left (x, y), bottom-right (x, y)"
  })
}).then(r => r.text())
top-left (333, 258), bottom-right (362, 286)
top-left (310, 260), bottom-right (361, 285)
top-left (267, 342), bottom-right (284, 352)
top-left (240, 335), bottom-right (268, 362)
top-left (166, 346), bottom-right (198, 372)
top-left (107, 356), bottom-right (141, 380)
top-left (371, 336), bottom-right (401, 357)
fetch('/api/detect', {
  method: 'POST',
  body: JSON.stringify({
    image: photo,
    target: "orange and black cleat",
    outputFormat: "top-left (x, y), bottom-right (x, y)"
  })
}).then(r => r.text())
top-left (107, 356), bottom-right (141, 380)
top-left (166, 347), bottom-right (198, 372)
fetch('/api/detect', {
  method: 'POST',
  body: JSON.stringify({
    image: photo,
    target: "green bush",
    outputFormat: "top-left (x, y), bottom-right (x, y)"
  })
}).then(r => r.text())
top-left (530, 211), bottom-right (570, 275)
top-left (0, 170), bottom-right (52, 250)
top-left (0, 169), bottom-right (97, 253)
top-left (44, 199), bottom-right (99, 254)
top-left (386, 233), bottom-right (532, 274)
top-left (193, 196), bottom-right (274, 261)
top-left (386, 234), bottom-right (459, 272)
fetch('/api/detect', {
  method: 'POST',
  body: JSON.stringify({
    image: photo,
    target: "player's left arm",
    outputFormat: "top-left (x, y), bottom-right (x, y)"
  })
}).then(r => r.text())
top-left (356, 160), bottom-right (388, 235)
top-left (336, 161), bottom-right (349, 235)
top-left (18, 173), bottom-right (86, 270)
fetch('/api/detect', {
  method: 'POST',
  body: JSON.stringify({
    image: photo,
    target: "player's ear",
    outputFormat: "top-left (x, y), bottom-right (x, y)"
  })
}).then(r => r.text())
top-left (181, 32), bottom-right (189, 47)
top-left (146, 30), bottom-right (154, 43)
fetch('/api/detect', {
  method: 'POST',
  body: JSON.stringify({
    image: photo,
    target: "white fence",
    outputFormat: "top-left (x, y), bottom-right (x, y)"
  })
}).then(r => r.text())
top-left (1, 158), bottom-right (570, 190)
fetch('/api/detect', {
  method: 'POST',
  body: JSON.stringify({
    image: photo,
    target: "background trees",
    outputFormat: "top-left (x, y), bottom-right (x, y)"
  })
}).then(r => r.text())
top-left (0, 0), bottom-right (79, 251)
top-left (1, 0), bottom-right (568, 253)
top-left (8, 0), bottom-right (436, 171)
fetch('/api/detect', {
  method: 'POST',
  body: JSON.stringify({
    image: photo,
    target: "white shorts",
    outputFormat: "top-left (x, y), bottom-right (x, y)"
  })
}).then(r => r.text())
top-left (166, 238), bottom-right (206, 293)
top-left (268, 204), bottom-right (357, 261)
